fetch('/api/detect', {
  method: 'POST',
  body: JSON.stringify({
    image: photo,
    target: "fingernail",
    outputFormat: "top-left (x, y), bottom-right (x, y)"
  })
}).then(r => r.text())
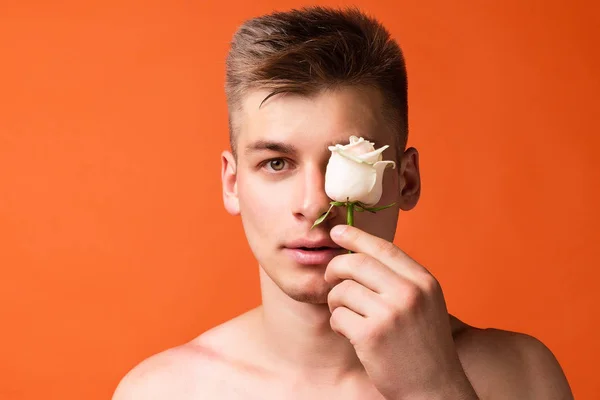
top-left (331, 225), bottom-right (347, 238)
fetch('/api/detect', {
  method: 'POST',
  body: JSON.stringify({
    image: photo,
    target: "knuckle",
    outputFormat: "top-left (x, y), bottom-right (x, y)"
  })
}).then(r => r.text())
top-left (339, 279), bottom-right (356, 291)
top-left (376, 240), bottom-right (398, 258)
top-left (381, 303), bottom-right (403, 326)
top-left (355, 253), bottom-right (371, 269)
top-left (329, 310), bottom-right (339, 330)
top-left (326, 254), bottom-right (340, 270)
top-left (324, 255), bottom-right (346, 280)
top-left (402, 285), bottom-right (423, 310)
top-left (422, 274), bottom-right (441, 294)
top-left (324, 261), bottom-right (336, 281)
top-left (329, 307), bottom-right (345, 330)
top-left (328, 279), bottom-right (352, 302)
top-left (330, 306), bottom-right (339, 321)
top-left (360, 323), bottom-right (385, 346)
top-left (327, 284), bottom-right (339, 304)
top-left (328, 253), bottom-right (350, 270)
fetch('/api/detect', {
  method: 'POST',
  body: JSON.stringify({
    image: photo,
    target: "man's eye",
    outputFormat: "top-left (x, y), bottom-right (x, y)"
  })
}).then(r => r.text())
top-left (261, 158), bottom-right (290, 172)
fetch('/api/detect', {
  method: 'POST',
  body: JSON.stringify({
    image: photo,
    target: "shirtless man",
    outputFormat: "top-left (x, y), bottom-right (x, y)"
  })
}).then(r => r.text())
top-left (113, 6), bottom-right (573, 399)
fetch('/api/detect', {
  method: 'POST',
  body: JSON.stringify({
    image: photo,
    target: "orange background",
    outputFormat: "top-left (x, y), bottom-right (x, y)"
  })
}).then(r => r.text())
top-left (1, 1), bottom-right (598, 399)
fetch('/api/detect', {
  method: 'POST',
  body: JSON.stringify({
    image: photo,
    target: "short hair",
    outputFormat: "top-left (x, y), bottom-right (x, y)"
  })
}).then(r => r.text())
top-left (225, 6), bottom-right (408, 160)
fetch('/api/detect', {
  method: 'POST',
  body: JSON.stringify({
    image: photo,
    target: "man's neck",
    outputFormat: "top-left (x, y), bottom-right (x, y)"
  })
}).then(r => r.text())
top-left (256, 267), bottom-right (366, 384)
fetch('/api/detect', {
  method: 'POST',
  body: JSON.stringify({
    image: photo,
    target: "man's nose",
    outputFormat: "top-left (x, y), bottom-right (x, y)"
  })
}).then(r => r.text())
top-left (292, 163), bottom-right (338, 224)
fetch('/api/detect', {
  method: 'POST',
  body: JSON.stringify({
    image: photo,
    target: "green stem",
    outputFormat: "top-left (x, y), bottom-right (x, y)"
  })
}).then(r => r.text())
top-left (346, 202), bottom-right (354, 254)
top-left (347, 202), bottom-right (354, 227)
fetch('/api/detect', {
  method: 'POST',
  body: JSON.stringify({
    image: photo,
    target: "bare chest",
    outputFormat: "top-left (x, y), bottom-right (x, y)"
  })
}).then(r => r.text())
top-left (177, 366), bottom-right (386, 400)
top-left (205, 383), bottom-right (386, 400)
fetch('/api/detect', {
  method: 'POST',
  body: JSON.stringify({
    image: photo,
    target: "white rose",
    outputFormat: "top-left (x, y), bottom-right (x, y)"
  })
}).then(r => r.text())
top-left (325, 135), bottom-right (396, 207)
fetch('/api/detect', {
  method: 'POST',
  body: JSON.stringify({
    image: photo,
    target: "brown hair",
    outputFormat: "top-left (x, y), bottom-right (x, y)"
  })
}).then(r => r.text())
top-left (225, 6), bottom-right (408, 159)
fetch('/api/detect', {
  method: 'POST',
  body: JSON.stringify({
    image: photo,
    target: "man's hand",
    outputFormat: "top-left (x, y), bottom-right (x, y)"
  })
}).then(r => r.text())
top-left (325, 224), bottom-right (479, 400)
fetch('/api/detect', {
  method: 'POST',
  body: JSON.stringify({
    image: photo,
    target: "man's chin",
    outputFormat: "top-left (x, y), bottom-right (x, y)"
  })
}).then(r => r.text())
top-left (261, 258), bottom-right (333, 304)
top-left (280, 279), bottom-right (333, 304)
top-left (286, 291), bottom-right (329, 305)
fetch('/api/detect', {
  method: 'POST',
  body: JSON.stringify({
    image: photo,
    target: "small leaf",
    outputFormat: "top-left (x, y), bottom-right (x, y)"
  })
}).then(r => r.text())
top-left (362, 202), bottom-right (396, 213)
top-left (311, 203), bottom-right (336, 229)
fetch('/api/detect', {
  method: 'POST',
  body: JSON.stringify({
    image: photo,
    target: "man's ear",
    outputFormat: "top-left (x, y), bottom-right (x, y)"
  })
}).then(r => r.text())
top-left (221, 150), bottom-right (240, 216)
top-left (398, 147), bottom-right (421, 211)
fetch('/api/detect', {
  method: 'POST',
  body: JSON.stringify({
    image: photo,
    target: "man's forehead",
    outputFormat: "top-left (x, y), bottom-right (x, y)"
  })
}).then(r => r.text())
top-left (237, 87), bottom-right (392, 148)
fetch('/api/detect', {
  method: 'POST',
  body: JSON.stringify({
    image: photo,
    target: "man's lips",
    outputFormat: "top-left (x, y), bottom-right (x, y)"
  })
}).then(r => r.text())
top-left (282, 246), bottom-right (345, 265)
top-left (284, 237), bottom-right (341, 250)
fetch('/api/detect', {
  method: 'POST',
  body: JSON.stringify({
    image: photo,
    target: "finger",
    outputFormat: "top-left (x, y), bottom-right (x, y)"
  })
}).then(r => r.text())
top-left (324, 253), bottom-right (402, 294)
top-left (330, 224), bottom-right (427, 277)
top-left (329, 306), bottom-right (364, 341)
top-left (327, 279), bottom-right (384, 317)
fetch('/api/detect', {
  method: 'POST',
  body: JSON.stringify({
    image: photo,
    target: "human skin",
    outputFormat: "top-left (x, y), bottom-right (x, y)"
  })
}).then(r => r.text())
top-left (112, 86), bottom-right (574, 400)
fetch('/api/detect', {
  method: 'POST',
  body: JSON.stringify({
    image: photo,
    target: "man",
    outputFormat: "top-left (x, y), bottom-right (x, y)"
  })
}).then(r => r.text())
top-left (114, 6), bottom-right (573, 399)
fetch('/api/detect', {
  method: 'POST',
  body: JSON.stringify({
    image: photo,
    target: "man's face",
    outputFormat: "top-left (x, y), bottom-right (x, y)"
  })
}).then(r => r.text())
top-left (222, 86), bottom-right (417, 304)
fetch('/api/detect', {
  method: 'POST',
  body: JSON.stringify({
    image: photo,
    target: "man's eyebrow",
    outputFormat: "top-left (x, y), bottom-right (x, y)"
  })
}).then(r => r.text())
top-left (245, 140), bottom-right (298, 155)
top-left (244, 136), bottom-right (381, 155)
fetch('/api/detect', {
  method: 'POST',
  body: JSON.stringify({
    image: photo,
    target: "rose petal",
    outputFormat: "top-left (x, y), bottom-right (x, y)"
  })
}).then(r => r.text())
top-left (324, 136), bottom-right (395, 206)
top-left (325, 151), bottom-right (377, 203)
top-left (340, 140), bottom-right (374, 157)
top-left (355, 145), bottom-right (390, 164)
top-left (360, 160), bottom-right (396, 206)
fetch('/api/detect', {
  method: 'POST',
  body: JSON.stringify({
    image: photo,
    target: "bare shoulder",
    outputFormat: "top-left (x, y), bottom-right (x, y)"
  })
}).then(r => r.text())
top-left (112, 308), bottom-right (265, 400)
top-left (451, 317), bottom-right (574, 399)
top-left (111, 341), bottom-right (220, 400)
